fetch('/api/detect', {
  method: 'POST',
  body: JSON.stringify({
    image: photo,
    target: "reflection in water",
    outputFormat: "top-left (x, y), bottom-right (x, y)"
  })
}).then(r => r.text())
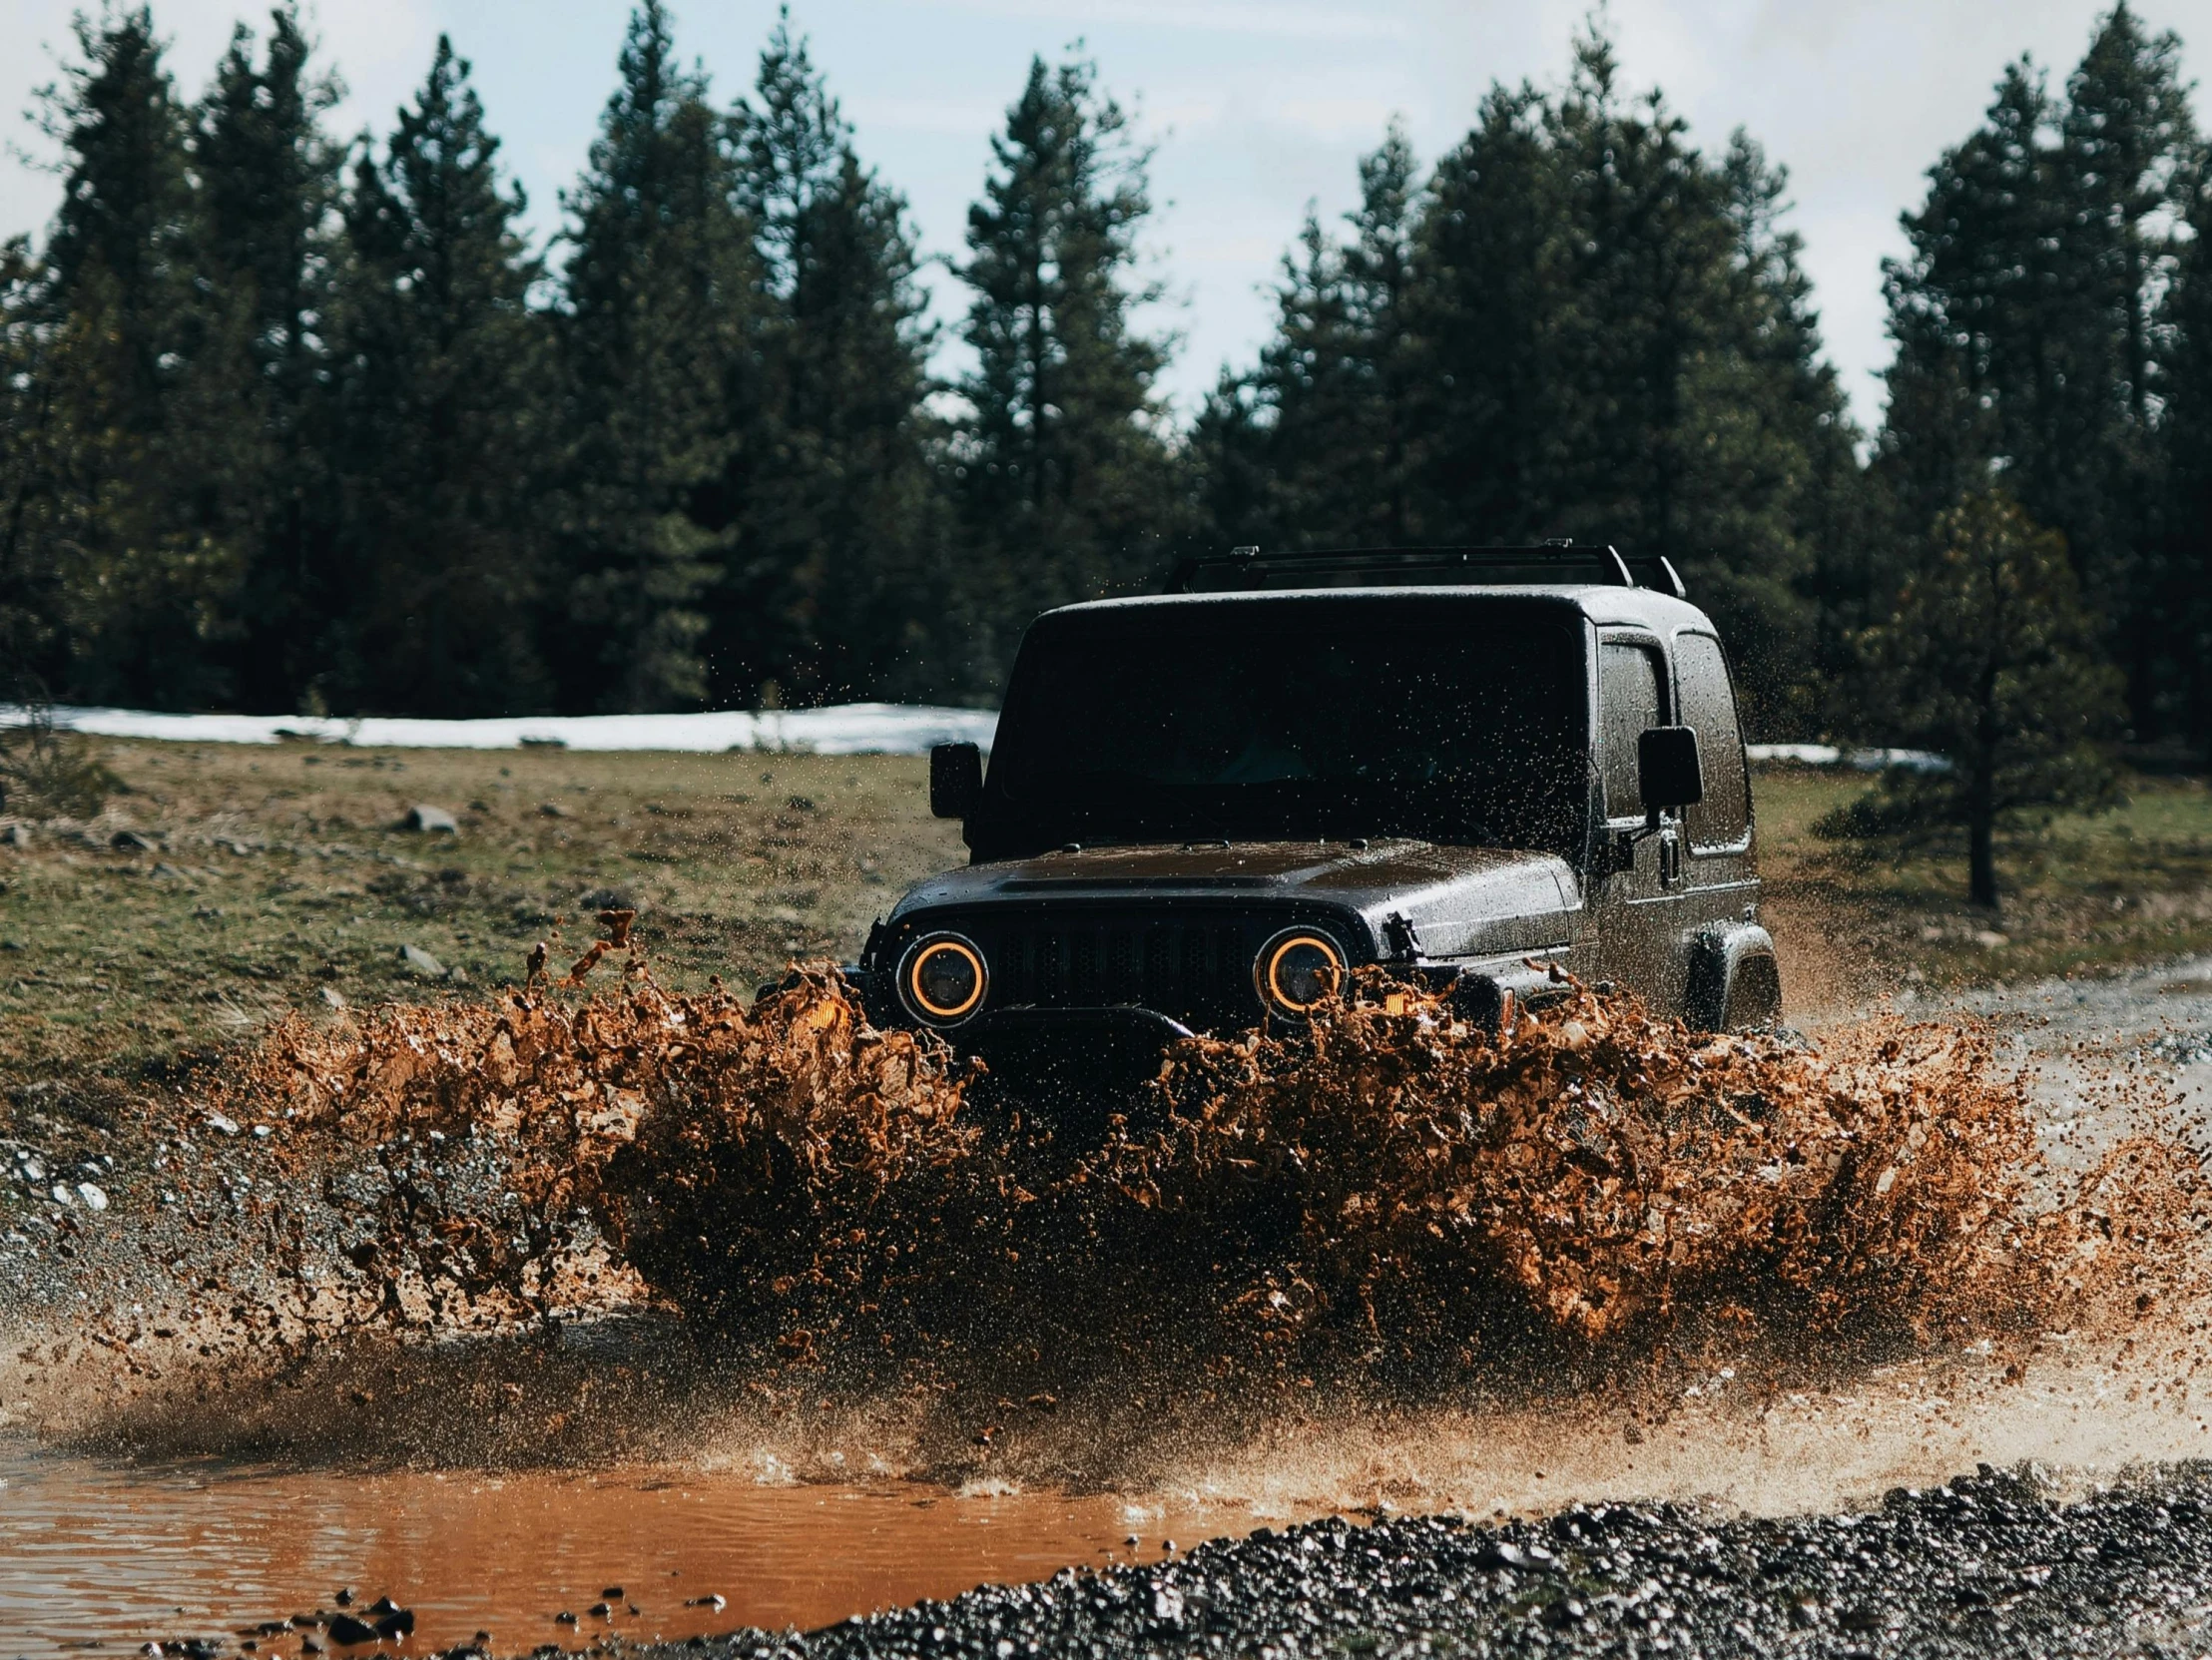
top-left (0, 1442), bottom-right (1244, 1658)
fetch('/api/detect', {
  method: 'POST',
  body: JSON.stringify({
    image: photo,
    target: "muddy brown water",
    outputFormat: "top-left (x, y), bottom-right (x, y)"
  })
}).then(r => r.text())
top-left (0, 1441), bottom-right (1247, 1657)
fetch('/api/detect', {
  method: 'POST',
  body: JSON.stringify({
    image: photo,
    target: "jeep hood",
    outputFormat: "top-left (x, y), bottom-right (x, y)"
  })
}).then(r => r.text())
top-left (890, 839), bottom-right (1582, 959)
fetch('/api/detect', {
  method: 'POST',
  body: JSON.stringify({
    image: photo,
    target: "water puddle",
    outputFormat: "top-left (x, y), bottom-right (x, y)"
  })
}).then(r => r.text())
top-left (0, 1440), bottom-right (1246, 1658)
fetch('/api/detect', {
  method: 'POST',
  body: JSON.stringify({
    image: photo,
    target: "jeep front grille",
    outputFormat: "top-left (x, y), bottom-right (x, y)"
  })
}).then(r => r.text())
top-left (958, 910), bottom-right (1278, 1030)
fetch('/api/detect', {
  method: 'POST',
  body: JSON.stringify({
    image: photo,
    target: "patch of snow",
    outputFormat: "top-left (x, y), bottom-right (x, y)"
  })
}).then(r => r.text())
top-left (1747, 742), bottom-right (1949, 774)
top-left (2, 702), bottom-right (998, 756)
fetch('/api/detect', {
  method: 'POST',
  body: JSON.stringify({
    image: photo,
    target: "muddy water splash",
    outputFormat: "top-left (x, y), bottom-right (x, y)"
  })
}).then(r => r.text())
top-left (163, 953), bottom-right (2207, 1400)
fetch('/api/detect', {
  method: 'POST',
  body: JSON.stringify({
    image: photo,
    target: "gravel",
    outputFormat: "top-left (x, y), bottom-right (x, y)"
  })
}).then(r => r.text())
top-left (618, 1464), bottom-right (2212, 1660)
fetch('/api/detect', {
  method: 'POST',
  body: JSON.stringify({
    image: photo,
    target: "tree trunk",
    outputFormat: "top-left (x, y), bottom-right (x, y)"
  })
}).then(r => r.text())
top-left (1967, 779), bottom-right (1998, 911)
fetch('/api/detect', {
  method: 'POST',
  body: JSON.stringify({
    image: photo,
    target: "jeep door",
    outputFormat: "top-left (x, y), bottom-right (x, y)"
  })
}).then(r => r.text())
top-left (1670, 628), bottom-right (1759, 939)
top-left (1589, 633), bottom-right (1687, 1008)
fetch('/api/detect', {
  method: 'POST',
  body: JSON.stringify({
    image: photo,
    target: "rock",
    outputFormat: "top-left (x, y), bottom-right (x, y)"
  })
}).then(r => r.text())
top-left (537, 802), bottom-right (571, 819)
top-left (111, 830), bottom-right (158, 851)
top-left (1474, 1540), bottom-right (1541, 1570)
top-left (76, 1182), bottom-right (107, 1211)
top-left (152, 861), bottom-right (187, 878)
top-left (398, 943), bottom-right (445, 978)
top-left (320, 985), bottom-right (347, 1010)
top-left (332, 1591), bottom-right (353, 1609)
top-left (553, 1612), bottom-right (578, 1626)
top-left (325, 1614), bottom-right (377, 1645)
top-left (366, 1599), bottom-right (399, 1618)
top-left (684, 1595), bottom-right (725, 1610)
top-left (589, 1602), bottom-right (612, 1618)
top-left (399, 804), bottom-right (458, 834)
top-left (50, 1184), bottom-right (71, 1207)
top-left (0, 823), bottom-right (28, 846)
top-left (1538, 1595), bottom-right (1587, 1626)
top-left (600, 1588), bottom-right (624, 1600)
top-left (205, 1113), bottom-right (242, 1136)
top-left (371, 1611), bottom-right (413, 1640)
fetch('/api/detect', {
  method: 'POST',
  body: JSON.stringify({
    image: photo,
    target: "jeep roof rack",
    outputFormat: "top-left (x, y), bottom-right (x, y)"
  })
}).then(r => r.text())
top-left (1162, 542), bottom-right (1688, 599)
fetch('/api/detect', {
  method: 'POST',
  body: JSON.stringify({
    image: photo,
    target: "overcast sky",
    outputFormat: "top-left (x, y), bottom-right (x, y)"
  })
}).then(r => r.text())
top-left (5, 0), bottom-right (2210, 430)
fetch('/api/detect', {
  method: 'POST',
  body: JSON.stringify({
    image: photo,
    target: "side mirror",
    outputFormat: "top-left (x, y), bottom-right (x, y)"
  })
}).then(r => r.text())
top-left (1637, 725), bottom-right (1704, 816)
top-left (929, 742), bottom-right (983, 821)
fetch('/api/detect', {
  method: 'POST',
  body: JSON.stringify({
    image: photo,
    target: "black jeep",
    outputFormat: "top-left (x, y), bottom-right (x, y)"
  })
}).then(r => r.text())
top-left (850, 545), bottom-right (1781, 1068)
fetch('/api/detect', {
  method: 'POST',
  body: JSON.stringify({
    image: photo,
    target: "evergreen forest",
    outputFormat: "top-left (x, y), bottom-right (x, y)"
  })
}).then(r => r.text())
top-left (3, 2), bottom-right (2209, 766)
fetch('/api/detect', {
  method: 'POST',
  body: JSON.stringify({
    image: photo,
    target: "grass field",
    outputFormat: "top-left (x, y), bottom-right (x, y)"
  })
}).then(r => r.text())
top-left (0, 741), bottom-right (962, 1087)
top-left (1, 740), bottom-right (2209, 1101)
top-left (1756, 766), bottom-right (2212, 1002)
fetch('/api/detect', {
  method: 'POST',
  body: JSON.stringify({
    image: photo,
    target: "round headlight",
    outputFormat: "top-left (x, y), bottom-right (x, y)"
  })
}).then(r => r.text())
top-left (899, 932), bottom-right (988, 1025)
top-left (1256, 929), bottom-right (1345, 1017)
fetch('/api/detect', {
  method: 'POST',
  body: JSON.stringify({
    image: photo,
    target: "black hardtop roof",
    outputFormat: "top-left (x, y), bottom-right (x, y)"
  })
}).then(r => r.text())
top-left (1039, 580), bottom-right (1714, 637)
top-left (1165, 542), bottom-right (1688, 597)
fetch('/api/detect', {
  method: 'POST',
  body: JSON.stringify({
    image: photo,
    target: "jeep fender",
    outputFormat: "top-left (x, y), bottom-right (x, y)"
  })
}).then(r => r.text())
top-left (1686, 923), bottom-right (1782, 1031)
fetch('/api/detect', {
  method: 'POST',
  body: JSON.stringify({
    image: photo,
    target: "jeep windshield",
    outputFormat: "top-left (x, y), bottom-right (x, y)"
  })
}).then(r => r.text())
top-left (974, 593), bottom-right (1591, 860)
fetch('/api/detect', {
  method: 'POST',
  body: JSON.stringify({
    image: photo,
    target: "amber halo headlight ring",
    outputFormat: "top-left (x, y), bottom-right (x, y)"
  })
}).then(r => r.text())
top-left (896, 931), bottom-right (989, 1027)
top-left (1254, 927), bottom-right (1349, 1019)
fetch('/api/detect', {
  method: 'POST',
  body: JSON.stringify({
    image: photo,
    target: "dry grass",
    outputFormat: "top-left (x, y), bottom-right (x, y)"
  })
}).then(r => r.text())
top-left (1757, 769), bottom-right (2212, 1009)
top-left (0, 741), bottom-right (961, 1094)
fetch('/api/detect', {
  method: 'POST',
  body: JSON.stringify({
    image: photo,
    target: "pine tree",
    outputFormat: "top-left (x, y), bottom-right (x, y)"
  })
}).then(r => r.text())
top-left (1195, 26), bottom-right (1857, 732)
top-left (1407, 83), bottom-right (1557, 545)
top-left (195, 5), bottom-right (344, 712)
top-left (325, 35), bottom-right (547, 715)
top-left (2161, 147), bottom-right (2212, 759)
top-left (1541, 34), bottom-right (1739, 561)
top-left (26, 7), bottom-right (244, 707)
top-left (1878, 62), bottom-right (2056, 538)
top-left (553, 0), bottom-right (753, 713)
top-left (1882, 13), bottom-right (2197, 734)
top-left (1843, 493), bottom-right (2121, 908)
top-left (955, 53), bottom-right (1179, 668)
top-left (0, 240), bottom-right (76, 690)
top-left (1683, 132), bottom-right (1866, 735)
top-left (717, 18), bottom-right (951, 705)
top-left (1227, 124), bottom-right (1421, 550)
top-left (2057, 5), bottom-right (2195, 725)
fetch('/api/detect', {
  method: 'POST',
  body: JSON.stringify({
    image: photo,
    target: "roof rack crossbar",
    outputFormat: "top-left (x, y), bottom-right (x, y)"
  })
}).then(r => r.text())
top-left (1162, 544), bottom-right (1688, 600)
